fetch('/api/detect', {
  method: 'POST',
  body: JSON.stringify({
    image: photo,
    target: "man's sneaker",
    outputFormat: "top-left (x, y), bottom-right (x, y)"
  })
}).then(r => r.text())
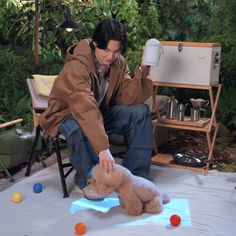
top-left (75, 185), bottom-right (106, 201)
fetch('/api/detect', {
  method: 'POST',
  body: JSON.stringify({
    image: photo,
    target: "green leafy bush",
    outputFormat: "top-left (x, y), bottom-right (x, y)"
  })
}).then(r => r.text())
top-left (211, 0), bottom-right (236, 128)
top-left (0, 48), bottom-right (33, 123)
top-left (0, 0), bottom-right (235, 131)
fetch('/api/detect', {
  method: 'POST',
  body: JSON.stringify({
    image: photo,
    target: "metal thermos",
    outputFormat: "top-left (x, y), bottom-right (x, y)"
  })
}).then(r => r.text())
top-left (166, 96), bottom-right (178, 119)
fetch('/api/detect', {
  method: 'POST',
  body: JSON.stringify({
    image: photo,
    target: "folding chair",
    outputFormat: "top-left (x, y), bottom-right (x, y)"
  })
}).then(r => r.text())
top-left (25, 76), bottom-right (74, 198)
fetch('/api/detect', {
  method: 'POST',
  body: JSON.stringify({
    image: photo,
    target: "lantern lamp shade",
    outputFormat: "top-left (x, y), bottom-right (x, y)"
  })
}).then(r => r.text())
top-left (59, 9), bottom-right (79, 32)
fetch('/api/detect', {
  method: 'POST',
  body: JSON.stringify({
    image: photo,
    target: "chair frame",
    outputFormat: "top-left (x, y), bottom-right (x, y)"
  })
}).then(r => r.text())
top-left (25, 124), bottom-right (74, 198)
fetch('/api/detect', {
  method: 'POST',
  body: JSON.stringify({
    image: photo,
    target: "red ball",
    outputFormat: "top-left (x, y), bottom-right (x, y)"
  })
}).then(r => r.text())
top-left (170, 214), bottom-right (181, 226)
top-left (75, 222), bottom-right (87, 235)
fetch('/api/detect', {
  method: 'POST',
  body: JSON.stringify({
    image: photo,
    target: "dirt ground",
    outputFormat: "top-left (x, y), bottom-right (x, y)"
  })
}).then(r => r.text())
top-left (1, 125), bottom-right (236, 183)
top-left (159, 127), bottom-right (236, 172)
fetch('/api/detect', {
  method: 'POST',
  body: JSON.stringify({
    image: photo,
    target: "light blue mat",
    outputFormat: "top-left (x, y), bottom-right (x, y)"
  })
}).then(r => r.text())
top-left (117, 199), bottom-right (192, 227)
top-left (70, 197), bottom-right (120, 213)
top-left (70, 198), bottom-right (191, 226)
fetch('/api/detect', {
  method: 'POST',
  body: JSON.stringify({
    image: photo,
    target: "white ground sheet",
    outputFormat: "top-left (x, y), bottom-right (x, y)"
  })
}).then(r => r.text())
top-left (0, 162), bottom-right (235, 236)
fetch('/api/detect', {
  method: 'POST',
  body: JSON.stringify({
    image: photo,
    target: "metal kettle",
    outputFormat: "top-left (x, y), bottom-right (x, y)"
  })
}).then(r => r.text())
top-left (166, 96), bottom-right (178, 119)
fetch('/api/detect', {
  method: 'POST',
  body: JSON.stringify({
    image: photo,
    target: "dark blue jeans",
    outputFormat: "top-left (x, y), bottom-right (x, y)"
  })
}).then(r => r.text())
top-left (58, 104), bottom-right (153, 189)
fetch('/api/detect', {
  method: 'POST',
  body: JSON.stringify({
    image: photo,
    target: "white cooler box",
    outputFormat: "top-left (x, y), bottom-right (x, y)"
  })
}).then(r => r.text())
top-left (149, 41), bottom-right (221, 86)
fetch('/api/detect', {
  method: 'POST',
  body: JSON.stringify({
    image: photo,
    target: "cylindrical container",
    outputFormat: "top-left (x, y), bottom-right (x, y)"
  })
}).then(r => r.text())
top-left (178, 111), bottom-right (185, 121)
top-left (177, 103), bottom-right (187, 121)
top-left (191, 108), bottom-right (200, 121)
top-left (166, 96), bottom-right (178, 119)
top-left (143, 38), bottom-right (161, 66)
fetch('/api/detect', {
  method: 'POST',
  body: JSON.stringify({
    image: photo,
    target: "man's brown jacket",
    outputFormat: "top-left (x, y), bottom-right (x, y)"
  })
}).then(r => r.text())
top-left (39, 39), bottom-right (152, 153)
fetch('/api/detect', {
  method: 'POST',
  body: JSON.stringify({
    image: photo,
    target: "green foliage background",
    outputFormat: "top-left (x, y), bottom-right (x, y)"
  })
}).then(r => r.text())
top-left (0, 0), bottom-right (235, 131)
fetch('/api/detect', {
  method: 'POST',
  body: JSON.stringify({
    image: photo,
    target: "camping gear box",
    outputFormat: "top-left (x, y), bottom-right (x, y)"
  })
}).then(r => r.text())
top-left (149, 41), bottom-right (221, 85)
top-left (0, 128), bottom-right (40, 172)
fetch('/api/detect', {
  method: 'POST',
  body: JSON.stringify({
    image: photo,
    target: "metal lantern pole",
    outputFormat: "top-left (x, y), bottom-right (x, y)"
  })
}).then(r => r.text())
top-left (34, 0), bottom-right (40, 72)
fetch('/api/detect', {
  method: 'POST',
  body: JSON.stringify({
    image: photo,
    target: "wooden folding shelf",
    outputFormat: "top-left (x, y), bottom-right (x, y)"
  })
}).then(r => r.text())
top-left (151, 82), bottom-right (222, 175)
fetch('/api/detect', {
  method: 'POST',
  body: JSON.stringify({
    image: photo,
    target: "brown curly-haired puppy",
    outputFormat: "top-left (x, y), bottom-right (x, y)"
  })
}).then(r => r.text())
top-left (88, 164), bottom-right (164, 216)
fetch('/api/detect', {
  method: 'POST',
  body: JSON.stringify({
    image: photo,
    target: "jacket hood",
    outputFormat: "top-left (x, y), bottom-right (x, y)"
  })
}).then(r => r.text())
top-left (66, 39), bottom-right (93, 64)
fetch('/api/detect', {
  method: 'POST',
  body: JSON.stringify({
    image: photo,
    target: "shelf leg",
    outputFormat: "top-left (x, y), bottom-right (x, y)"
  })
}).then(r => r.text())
top-left (152, 126), bottom-right (158, 155)
top-left (206, 131), bottom-right (212, 152)
top-left (208, 84), bottom-right (222, 130)
top-left (206, 123), bottom-right (219, 172)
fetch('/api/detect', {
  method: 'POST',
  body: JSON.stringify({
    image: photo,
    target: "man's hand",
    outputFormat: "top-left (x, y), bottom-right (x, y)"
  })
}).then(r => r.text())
top-left (140, 65), bottom-right (150, 78)
top-left (98, 149), bottom-right (115, 173)
top-left (134, 64), bottom-right (150, 79)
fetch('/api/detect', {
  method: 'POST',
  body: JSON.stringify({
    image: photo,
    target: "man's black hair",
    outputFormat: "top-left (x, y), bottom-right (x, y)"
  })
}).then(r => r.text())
top-left (91, 19), bottom-right (127, 53)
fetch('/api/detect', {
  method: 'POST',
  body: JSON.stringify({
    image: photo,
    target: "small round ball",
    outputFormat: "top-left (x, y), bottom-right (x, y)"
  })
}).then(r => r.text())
top-left (11, 192), bottom-right (23, 203)
top-left (74, 222), bottom-right (87, 235)
top-left (170, 214), bottom-right (181, 226)
top-left (33, 183), bottom-right (43, 193)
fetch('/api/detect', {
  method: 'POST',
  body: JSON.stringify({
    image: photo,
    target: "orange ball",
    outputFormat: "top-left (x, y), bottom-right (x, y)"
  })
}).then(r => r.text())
top-left (74, 222), bottom-right (87, 235)
top-left (170, 214), bottom-right (181, 226)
